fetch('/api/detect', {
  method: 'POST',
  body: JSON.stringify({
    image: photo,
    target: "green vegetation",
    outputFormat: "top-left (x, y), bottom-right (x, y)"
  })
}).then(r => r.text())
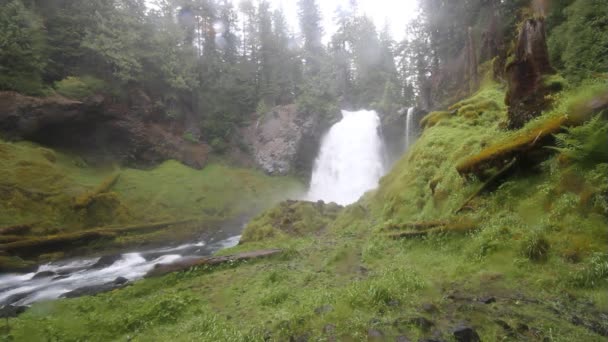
top-left (7, 75), bottom-right (607, 340)
top-left (548, 0), bottom-right (608, 83)
top-left (0, 139), bottom-right (302, 268)
top-left (54, 76), bottom-right (106, 100)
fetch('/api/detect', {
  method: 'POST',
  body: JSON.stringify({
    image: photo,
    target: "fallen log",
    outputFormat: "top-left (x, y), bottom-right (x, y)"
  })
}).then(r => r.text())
top-left (385, 221), bottom-right (449, 231)
top-left (456, 115), bottom-right (569, 179)
top-left (455, 157), bottom-right (518, 214)
top-left (0, 219), bottom-right (196, 256)
top-left (0, 223), bottom-right (34, 236)
top-left (74, 173), bottom-right (121, 209)
top-left (146, 249), bottom-right (283, 278)
top-left (388, 220), bottom-right (478, 240)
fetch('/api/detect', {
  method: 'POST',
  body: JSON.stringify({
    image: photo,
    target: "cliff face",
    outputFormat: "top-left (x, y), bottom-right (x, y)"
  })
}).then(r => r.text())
top-left (0, 91), bottom-right (209, 169)
top-left (243, 104), bottom-right (333, 176)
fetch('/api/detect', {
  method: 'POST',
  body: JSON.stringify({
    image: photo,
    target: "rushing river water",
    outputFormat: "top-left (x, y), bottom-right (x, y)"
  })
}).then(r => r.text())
top-left (307, 109), bottom-right (386, 205)
top-left (0, 229), bottom-right (241, 307)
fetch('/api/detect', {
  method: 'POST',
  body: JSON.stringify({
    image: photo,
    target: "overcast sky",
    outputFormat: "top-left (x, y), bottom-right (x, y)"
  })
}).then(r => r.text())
top-left (269, 0), bottom-right (419, 42)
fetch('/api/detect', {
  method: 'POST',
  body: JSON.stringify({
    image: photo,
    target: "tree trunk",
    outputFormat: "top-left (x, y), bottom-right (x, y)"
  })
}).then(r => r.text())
top-left (505, 17), bottom-right (554, 129)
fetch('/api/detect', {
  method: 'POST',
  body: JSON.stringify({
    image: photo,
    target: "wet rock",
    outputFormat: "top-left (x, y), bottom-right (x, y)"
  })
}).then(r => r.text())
top-left (0, 305), bottom-right (27, 318)
top-left (314, 304), bottom-right (333, 315)
top-left (32, 270), bottom-right (56, 279)
top-left (113, 276), bottom-right (128, 285)
top-left (290, 333), bottom-right (310, 342)
top-left (61, 280), bottom-right (127, 298)
top-left (452, 324), bottom-right (480, 342)
top-left (322, 324), bottom-right (336, 334)
top-left (410, 317), bottom-right (435, 331)
top-left (516, 323), bottom-right (529, 334)
top-left (91, 255), bottom-right (122, 269)
top-left (494, 319), bottom-right (512, 332)
top-left (395, 336), bottom-right (411, 342)
top-left (367, 328), bottom-right (384, 339)
top-left (52, 274), bottom-right (71, 281)
top-left (1, 291), bottom-right (33, 306)
top-left (421, 303), bottom-right (439, 313)
top-left (388, 299), bottom-right (400, 307)
top-left (478, 296), bottom-right (496, 304)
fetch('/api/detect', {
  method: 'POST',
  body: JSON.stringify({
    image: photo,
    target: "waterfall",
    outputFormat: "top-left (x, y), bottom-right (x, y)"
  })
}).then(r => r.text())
top-left (307, 110), bottom-right (386, 205)
top-left (404, 107), bottom-right (415, 150)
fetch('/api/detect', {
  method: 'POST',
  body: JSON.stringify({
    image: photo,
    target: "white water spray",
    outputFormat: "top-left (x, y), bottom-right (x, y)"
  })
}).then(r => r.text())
top-left (404, 107), bottom-right (415, 150)
top-left (307, 110), bottom-right (386, 205)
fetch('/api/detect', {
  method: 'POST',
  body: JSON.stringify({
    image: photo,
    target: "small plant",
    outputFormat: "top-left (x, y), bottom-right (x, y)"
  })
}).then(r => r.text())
top-left (549, 115), bottom-right (608, 167)
top-left (520, 231), bottom-right (550, 262)
top-left (570, 253), bottom-right (608, 288)
top-left (54, 76), bottom-right (106, 100)
top-left (182, 131), bottom-right (198, 143)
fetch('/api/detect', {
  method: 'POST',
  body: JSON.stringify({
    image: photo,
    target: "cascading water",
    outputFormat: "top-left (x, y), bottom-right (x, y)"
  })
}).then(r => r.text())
top-left (307, 110), bottom-right (386, 205)
top-left (404, 107), bottom-right (415, 150)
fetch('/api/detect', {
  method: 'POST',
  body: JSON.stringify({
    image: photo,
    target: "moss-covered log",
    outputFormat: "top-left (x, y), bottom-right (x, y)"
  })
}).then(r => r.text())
top-left (388, 220), bottom-right (478, 239)
top-left (74, 173), bottom-right (121, 209)
top-left (145, 249), bottom-right (283, 277)
top-left (456, 115), bottom-right (569, 178)
top-left (0, 223), bottom-right (33, 236)
top-left (0, 219), bottom-right (195, 257)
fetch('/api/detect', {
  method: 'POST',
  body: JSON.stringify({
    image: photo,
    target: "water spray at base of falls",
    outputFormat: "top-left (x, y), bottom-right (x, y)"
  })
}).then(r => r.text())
top-left (307, 110), bottom-right (386, 205)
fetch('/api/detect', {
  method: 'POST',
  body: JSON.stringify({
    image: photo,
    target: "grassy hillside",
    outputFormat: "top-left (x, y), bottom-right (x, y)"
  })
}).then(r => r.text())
top-left (6, 76), bottom-right (607, 341)
top-left (0, 141), bottom-right (303, 270)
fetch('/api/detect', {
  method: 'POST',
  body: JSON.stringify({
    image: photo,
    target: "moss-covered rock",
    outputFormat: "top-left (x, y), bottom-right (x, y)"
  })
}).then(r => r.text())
top-left (241, 200), bottom-right (343, 243)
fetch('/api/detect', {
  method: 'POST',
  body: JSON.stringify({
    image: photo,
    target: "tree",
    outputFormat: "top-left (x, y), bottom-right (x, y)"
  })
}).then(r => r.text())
top-left (298, 0), bottom-right (324, 76)
top-left (0, 0), bottom-right (47, 94)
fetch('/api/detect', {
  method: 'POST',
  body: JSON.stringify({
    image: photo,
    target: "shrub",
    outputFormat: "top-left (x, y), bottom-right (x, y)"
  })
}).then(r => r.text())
top-left (520, 232), bottom-right (550, 261)
top-left (550, 115), bottom-right (608, 167)
top-left (54, 76), bottom-right (106, 100)
top-left (570, 253), bottom-right (608, 288)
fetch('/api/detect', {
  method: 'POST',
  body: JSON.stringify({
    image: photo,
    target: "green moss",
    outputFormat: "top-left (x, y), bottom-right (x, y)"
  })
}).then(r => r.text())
top-left (241, 200), bottom-right (342, 243)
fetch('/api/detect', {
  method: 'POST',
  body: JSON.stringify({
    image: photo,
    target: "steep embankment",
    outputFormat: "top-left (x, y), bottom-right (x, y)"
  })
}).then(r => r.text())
top-left (0, 139), bottom-right (303, 271)
top-left (6, 76), bottom-right (607, 340)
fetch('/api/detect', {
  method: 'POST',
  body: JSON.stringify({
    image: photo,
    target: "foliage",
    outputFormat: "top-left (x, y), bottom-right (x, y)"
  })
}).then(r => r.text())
top-left (570, 253), bottom-right (608, 288)
top-left (0, 0), bottom-right (46, 95)
top-left (54, 76), bottom-right (106, 100)
top-left (548, 0), bottom-right (608, 82)
top-left (551, 115), bottom-right (608, 166)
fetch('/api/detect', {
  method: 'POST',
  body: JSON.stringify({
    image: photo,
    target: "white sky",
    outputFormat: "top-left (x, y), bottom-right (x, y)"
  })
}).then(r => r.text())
top-left (270, 0), bottom-right (419, 42)
top-left (147, 0), bottom-right (419, 42)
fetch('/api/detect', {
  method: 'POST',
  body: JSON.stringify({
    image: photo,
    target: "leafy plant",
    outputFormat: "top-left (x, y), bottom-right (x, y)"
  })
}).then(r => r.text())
top-left (570, 252), bottom-right (608, 288)
top-left (54, 76), bottom-right (106, 100)
top-left (550, 115), bottom-right (608, 166)
top-left (520, 231), bottom-right (550, 262)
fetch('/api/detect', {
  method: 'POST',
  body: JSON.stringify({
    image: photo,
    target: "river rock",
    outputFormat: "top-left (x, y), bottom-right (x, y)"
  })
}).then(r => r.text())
top-left (452, 324), bottom-right (481, 342)
top-left (91, 254), bottom-right (122, 269)
top-left (32, 270), bottom-right (56, 279)
top-left (0, 305), bottom-right (27, 318)
top-left (243, 104), bottom-right (336, 175)
top-left (61, 280), bottom-right (128, 298)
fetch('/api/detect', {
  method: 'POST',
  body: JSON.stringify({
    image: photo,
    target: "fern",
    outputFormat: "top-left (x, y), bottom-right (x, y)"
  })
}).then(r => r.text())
top-left (550, 114), bottom-right (608, 166)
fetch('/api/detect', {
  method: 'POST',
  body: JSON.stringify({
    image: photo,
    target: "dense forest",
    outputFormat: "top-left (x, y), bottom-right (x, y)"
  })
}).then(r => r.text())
top-left (1, 0), bottom-right (607, 340)
top-left (4, 0), bottom-right (604, 151)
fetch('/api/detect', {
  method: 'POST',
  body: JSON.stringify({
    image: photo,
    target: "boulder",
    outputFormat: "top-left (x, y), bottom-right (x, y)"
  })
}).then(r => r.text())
top-left (243, 104), bottom-right (335, 175)
top-left (61, 278), bottom-right (129, 299)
